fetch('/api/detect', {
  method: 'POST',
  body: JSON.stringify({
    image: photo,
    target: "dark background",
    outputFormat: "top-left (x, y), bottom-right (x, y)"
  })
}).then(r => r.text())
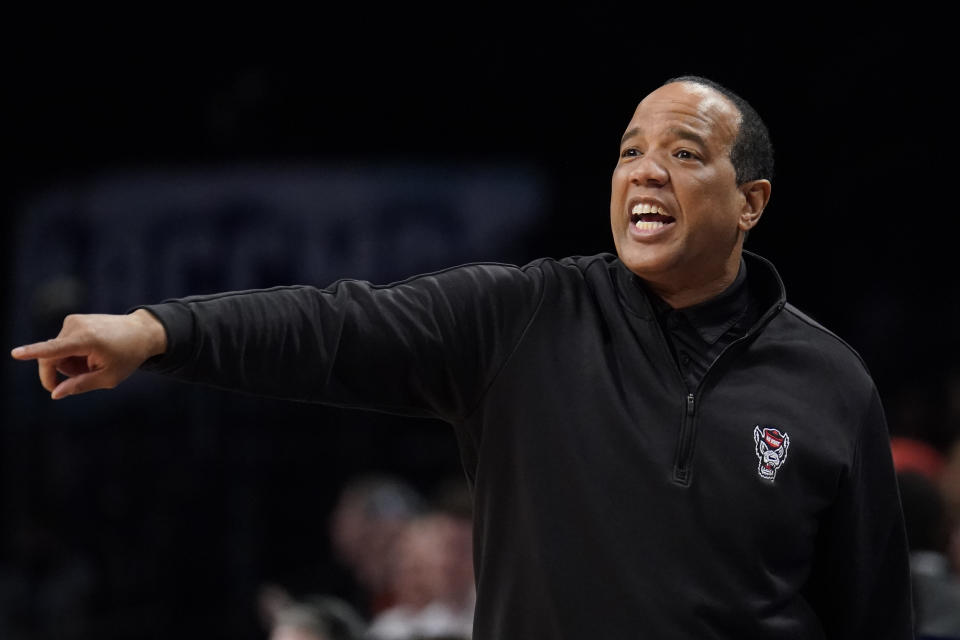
top-left (2, 14), bottom-right (957, 639)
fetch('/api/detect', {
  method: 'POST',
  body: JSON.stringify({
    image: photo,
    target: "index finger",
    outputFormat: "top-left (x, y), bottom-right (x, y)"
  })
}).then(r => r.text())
top-left (11, 339), bottom-right (84, 361)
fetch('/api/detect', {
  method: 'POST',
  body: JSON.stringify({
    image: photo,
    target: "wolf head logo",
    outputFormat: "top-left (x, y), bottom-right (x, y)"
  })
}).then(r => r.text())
top-left (754, 426), bottom-right (790, 481)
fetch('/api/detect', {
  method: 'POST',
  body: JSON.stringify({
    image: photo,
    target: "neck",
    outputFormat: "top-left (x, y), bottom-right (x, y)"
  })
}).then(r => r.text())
top-left (645, 250), bottom-right (743, 309)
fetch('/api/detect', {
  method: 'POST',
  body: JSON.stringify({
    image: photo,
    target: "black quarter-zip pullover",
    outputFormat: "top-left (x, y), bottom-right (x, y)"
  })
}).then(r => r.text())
top-left (140, 251), bottom-right (913, 639)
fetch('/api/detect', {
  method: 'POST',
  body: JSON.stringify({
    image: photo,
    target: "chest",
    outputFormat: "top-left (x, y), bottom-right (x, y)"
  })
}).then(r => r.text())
top-left (472, 323), bottom-right (857, 577)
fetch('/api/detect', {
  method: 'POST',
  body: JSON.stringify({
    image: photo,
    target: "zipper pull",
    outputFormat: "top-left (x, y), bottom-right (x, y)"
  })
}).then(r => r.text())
top-left (687, 393), bottom-right (695, 415)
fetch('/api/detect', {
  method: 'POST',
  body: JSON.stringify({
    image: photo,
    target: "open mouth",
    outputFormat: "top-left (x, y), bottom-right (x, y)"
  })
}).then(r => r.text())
top-left (630, 203), bottom-right (676, 231)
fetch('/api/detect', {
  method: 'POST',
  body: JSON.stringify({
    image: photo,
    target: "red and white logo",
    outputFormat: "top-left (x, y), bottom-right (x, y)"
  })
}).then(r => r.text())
top-left (754, 426), bottom-right (790, 481)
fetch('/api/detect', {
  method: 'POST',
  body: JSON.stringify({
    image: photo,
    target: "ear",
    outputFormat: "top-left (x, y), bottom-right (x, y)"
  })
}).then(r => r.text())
top-left (738, 179), bottom-right (771, 232)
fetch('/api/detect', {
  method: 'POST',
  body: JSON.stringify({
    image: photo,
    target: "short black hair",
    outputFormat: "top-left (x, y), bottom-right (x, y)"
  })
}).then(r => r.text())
top-left (662, 75), bottom-right (774, 185)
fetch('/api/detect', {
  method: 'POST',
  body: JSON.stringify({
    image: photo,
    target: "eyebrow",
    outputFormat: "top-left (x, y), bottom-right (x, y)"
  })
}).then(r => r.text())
top-left (619, 126), bottom-right (709, 149)
top-left (667, 128), bottom-right (708, 149)
top-left (620, 127), bottom-right (641, 147)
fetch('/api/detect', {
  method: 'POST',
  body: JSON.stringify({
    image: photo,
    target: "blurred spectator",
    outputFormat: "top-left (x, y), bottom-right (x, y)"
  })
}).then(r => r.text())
top-left (257, 582), bottom-right (296, 632)
top-left (939, 438), bottom-right (960, 576)
top-left (268, 594), bottom-right (367, 640)
top-left (897, 471), bottom-right (960, 638)
top-left (425, 478), bottom-right (474, 618)
top-left (429, 477), bottom-right (473, 522)
top-left (366, 509), bottom-right (474, 640)
top-left (329, 475), bottom-right (426, 617)
top-left (891, 436), bottom-right (945, 484)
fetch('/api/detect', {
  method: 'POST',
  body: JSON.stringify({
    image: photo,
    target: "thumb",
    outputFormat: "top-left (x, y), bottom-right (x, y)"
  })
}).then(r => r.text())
top-left (51, 368), bottom-right (112, 400)
top-left (11, 338), bottom-right (86, 361)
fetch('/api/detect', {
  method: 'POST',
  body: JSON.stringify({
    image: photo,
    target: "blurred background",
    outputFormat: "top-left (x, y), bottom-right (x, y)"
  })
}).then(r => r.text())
top-left (3, 11), bottom-right (959, 640)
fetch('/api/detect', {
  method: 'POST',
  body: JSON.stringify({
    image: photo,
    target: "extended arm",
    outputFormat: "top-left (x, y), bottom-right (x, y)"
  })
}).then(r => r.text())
top-left (13, 263), bottom-right (545, 421)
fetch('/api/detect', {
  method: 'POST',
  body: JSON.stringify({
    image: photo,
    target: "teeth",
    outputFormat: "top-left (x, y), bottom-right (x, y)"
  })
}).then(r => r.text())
top-left (635, 220), bottom-right (665, 230)
top-left (631, 203), bottom-right (665, 215)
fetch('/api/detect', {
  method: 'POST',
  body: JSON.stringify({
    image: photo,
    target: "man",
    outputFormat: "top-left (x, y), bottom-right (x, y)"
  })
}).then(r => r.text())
top-left (11, 76), bottom-right (913, 638)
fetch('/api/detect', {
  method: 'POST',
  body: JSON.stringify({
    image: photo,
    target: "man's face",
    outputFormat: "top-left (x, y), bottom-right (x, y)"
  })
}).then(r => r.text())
top-left (610, 82), bottom-right (756, 298)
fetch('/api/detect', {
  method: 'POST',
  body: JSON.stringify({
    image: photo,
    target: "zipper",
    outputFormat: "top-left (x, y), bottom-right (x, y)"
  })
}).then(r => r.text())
top-left (669, 313), bottom-right (779, 485)
top-left (667, 294), bottom-right (786, 485)
top-left (635, 257), bottom-right (786, 487)
top-left (673, 393), bottom-right (696, 485)
top-left (647, 313), bottom-right (701, 487)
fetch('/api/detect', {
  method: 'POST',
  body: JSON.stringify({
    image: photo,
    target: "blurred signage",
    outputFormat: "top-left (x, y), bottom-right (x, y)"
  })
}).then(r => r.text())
top-left (9, 164), bottom-right (545, 344)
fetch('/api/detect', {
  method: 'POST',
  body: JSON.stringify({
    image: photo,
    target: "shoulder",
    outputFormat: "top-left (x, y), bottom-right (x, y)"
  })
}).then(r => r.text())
top-left (507, 253), bottom-right (620, 275)
top-left (526, 253), bottom-right (623, 284)
top-left (780, 303), bottom-right (869, 368)
top-left (392, 253), bottom-right (620, 289)
top-left (329, 255), bottom-right (618, 311)
top-left (769, 302), bottom-right (876, 391)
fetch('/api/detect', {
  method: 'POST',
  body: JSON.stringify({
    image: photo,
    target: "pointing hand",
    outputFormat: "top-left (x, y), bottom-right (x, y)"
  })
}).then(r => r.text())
top-left (10, 309), bottom-right (167, 399)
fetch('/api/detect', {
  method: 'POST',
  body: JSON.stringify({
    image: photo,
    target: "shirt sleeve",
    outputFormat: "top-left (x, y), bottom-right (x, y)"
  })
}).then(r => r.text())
top-left (135, 262), bottom-right (546, 422)
top-left (804, 387), bottom-right (915, 638)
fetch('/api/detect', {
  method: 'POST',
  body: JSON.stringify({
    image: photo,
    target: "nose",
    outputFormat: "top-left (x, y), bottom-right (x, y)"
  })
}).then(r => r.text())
top-left (628, 154), bottom-right (669, 187)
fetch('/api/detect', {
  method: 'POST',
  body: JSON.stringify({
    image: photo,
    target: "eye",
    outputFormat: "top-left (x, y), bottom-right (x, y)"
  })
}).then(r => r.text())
top-left (675, 149), bottom-right (699, 160)
top-left (620, 148), bottom-right (641, 158)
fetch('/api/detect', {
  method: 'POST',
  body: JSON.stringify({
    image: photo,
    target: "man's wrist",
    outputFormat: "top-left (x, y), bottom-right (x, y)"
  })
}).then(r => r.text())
top-left (130, 308), bottom-right (168, 358)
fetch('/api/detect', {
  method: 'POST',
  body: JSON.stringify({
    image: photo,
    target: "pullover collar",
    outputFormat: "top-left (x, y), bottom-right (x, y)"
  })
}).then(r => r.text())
top-left (614, 250), bottom-right (787, 335)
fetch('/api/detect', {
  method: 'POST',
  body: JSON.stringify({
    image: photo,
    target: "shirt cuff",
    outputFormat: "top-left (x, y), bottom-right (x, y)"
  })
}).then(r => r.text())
top-left (128, 302), bottom-right (196, 376)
